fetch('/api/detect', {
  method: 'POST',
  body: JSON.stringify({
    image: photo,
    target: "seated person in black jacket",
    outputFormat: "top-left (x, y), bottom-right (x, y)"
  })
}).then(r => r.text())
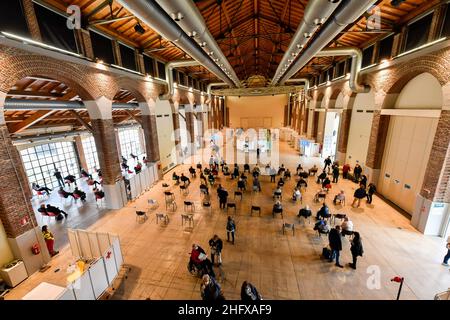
top-left (322, 177), bottom-right (331, 189)
top-left (243, 163), bottom-right (250, 172)
top-left (298, 205), bottom-right (312, 219)
top-left (172, 172), bottom-right (180, 184)
top-left (38, 204), bottom-right (67, 219)
top-left (46, 204), bottom-right (68, 218)
top-left (316, 203), bottom-right (330, 220)
top-left (200, 183), bottom-right (209, 195)
top-left (237, 179), bottom-right (246, 191)
top-left (73, 187), bottom-right (87, 201)
top-left (64, 174), bottom-right (77, 185)
top-left (180, 173), bottom-right (191, 186)
top-left (58, 187), bottom-right (73, 199)
top-left (277, 177), bottom-right (285, 188)
top-left (80, 168), bottom-right (90, 179)
top-left (317, 171), bottom-right (327, 184)
top-left (297, 178), bottom-right (308, 189)
top-left (189, 166), bottom-right (196, 177)
top-left (93, 188), bottom-right (105, 199)
top-left (273, 201), bottom-right (283, 214)
top-left (32, 182), bottom-right (52, 195)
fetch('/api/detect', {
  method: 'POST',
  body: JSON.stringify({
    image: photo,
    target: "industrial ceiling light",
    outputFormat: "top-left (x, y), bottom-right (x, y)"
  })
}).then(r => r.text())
top-left (134, 22), bottom-right (146, 35)
top-left (390, 0), bottom-right (406, 7)
top-left (304, 32), bottom-right (312, 39)
top-left (190, 31), bottom-right (198, 38)
top-left (313, 18), bottom-right (326, 26)
top-left (171, 12), bottom-right (184, 22)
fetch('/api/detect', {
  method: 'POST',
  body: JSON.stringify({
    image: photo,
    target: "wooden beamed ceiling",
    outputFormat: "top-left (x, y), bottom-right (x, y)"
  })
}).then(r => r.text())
top-left (3, 0), bottom-right (440, 135)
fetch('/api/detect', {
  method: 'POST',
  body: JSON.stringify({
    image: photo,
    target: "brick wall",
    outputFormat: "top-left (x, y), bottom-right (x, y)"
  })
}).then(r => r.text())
top-left (337, 109), bottom-right (352, 154)
top-left (91, 119), bottom-right (122, 185)
top-left (142, 115), bottom-right (161, 163)
top-left (0, 125), bottom-right (36, 238)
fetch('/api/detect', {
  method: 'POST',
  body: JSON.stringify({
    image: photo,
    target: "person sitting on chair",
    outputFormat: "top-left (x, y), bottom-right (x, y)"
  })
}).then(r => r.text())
top-left (244, 163), bottom-right (250, 172)
top-left (180, 173), bottom-right (191, 186)
top-left (333, 190), bottom-right (346, 205)
top-left (296, 164), bottom-right (303, 175)
top-left (121, 161), bottom-right (129, 171)
top-left (172, 172), bottom-right (180, 184)
top-left (87, 177), bottom-right (101, 188)
top-left (200, 183), bottom-right (209, 195)
top-left (232, 164), bottom-right (240, 179)
top-left (196, 162), bottom-right (203, 172)
top-left (296, 177), bottom-right (308, 189)
top-left (309, 164), bottom-right (318, 176)
top-left (189, 166), bottom-right (196, 178)
top-left (292, 188), bottom-right (302, 202)
top-left (58, 187), bottom-right (74, 199)
top-left (316, 203), bottom-right (330, 220)
top-left (341, 217), bottom-right (354, 236)
top-left (130, 153), bottom-right (137, 161)
top-left (277, 164), bottom-right (286, 176)
top-left (284, 169), bottom-right (291, 180)
top-left (46, 204), bottom-right (68, 218)
top-left (223, 164), bottom-right (230, 175)
top-left (80, 168), bottom-right (90, 179)
top-left (314, 219), bottom-right (330, 233)
top-left (64, 174), bottom-right (77, 186)
top-left (73, 187), bottom-right (87, 202)
top-left (252, 177), bottom-right (261, 192)
top-left (200, 173), bottom-right (207, 185)
top-left (237, 178), bottom-right (246, 192)
top-left (252, 167), bottom-right (260, 179)
top-left (93, 188), bottom-right (105, 199)
top-left (208, 173), bottom-right (215, 186)
top-left (134, 161), bottom-right (142, 174)
top-left (298, 205), bottom-right (312, 219)
top-left (273, 187), bottom-right (282, 199)
top-left (38, 204), bottom-right (67, 220)
top-left (32, 183), bottom-right (52, 195)
top-left (277, 177), bottom-right (285, 188)
top-left (317, 170), bottom-right (327, 184)
top-left (322, 177), bottom-right (332, 192)
top-left (272, 200), bottom-right (283, 214)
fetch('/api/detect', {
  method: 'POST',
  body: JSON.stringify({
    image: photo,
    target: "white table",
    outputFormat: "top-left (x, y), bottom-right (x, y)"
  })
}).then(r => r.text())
top-left (22, 282), bottom-right (69, 300)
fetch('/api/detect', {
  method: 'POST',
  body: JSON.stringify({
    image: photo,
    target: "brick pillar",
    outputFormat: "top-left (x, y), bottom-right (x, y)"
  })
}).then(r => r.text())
top-left (0, 91), bottom-right (50, 274)
top-left (74, 136), bottom-right (88, 170)
top-left (336, 108), bottom-right (352, 164)
top-left (312, 111), bottom-right (319, 140)
top-left (412, 110), bottom-right (450, 236)
top-left (22, 0), bottom-right (42, 41)
top-left (74, 29), bottom-right (94, 59)
top-left (85, 97), bottom-right (125, 209)
top-left (303, 104), bottom-right (309, 135)
top-left (365, 111), bottom-right (390, 185)
top-left (185, 104), bottom-right (196, 157)
top-left (139, 102), bottom-right (160, 164)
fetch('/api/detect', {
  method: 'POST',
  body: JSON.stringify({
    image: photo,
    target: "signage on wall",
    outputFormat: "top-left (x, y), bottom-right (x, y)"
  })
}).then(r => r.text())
top-left (433, 203), bottom-right (445, 208)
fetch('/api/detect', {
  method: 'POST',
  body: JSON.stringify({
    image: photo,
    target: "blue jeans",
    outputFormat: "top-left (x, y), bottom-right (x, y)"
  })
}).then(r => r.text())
top-left (444, 249), bottom-right (450, 264)
top-left (329, 249), bottom-right (341, 265)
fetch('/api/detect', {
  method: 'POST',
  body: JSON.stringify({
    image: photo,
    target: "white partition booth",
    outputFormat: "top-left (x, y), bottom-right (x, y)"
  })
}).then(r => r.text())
top-left (127, 163), bottom-right (158, 201)
top-left (22, 230), bottom-right (125, 300)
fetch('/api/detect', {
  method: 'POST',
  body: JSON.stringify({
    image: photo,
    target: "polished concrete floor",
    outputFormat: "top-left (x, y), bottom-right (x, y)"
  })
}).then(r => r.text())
top-left (5, 141), bottom-right (450, 300)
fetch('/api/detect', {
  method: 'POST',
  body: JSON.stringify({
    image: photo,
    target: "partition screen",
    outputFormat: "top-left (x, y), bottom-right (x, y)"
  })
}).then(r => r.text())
top-left (20, 141), bottom-right (79, 189)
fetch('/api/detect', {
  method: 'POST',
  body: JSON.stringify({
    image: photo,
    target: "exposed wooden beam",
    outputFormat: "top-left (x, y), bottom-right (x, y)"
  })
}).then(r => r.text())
top-left (7, 90), bottom-right (64, 98)
top-left (9, 110), bottom-right (55, 133)
top-left (124, 110), bottom-right (142, 127)
top-left (68, 110), bottom-right (93, 133)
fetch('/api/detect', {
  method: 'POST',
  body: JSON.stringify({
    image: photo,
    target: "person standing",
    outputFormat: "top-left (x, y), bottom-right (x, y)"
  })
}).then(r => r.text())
top-left (367, 183), bottom-right (376, 204)
top-left (42, 225), bottom-right (59, 257)
top-left (349, 232), bottom-right (364, 269)
top-left (209, 235), bottom-right (223, 266)
top-left (324, 156), bottom-right (332, 171)
top-left (217, 185), bottom-right (228, 209)
top-left (200, 274), bottom-right (225, 301)
top-left (342, 163), bottom-right (350, 179)
top-left (352, 184), bottom-right (367, 208)
top-left (53, 168), bottom-right (65, 188)
top-left (443, 241), bottom-right (450, 266)
top-left (270, 167), bottom-right (277, 183)
top-left (332, 165), bottom-right (340, 183)
top-left (241, 281), bottom-right (262, 301)
top-left (353, 164), bottom-right (362, 182)
top-left (328, 226), bottom-right (343, 268)
top-left (226, 216), bottom-right (236, 244)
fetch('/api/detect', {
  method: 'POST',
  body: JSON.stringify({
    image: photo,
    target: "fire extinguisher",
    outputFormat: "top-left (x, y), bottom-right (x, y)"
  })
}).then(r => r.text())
top-left (31, 243), bottom-right (40, 255)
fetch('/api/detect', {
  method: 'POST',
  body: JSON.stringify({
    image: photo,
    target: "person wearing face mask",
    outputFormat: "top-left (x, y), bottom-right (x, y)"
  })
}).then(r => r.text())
top-left (240, 281), bottom-right (262, 301)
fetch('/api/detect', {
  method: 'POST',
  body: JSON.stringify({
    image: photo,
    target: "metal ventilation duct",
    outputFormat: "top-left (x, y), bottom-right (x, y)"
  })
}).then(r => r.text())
top-left (279, 0), bottom-right (377, 84)
top-left (271, 0), bottom-right (342, 86)
top-left (116, 0), bottom-right (236, 87)
top-left (155, 0), bottom-right (241, 87)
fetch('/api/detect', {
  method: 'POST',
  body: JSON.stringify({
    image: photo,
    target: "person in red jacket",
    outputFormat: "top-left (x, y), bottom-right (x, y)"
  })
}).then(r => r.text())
top-left (342, 164), bottom-right (351, 179)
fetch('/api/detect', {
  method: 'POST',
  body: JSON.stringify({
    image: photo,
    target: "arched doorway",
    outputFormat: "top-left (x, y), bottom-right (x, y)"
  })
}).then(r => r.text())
top-left (378, 73), bottom-right (443, 215)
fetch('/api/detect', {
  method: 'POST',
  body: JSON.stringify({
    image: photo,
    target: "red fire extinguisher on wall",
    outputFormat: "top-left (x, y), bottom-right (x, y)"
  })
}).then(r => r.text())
top-left (31, 243), bottom-right (40, 255)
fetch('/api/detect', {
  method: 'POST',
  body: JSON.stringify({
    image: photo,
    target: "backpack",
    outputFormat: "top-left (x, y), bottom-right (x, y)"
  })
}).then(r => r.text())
top-left (322, 247), bottom-right (331, 260)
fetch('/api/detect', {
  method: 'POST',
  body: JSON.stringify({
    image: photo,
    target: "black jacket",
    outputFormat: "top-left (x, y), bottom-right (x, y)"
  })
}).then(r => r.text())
top-left (351, 239), bottom-right (364, 257)
top-left (368, 184), bottom-right (376, 195)
top-left (328, 228), bottom-right (342, 251)
top-left (209, 238), bottom-right (223, 252)
top-left (218, 189), bottom-right (228, 200)
top-left (354, 188), bottom-right (367, 199)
